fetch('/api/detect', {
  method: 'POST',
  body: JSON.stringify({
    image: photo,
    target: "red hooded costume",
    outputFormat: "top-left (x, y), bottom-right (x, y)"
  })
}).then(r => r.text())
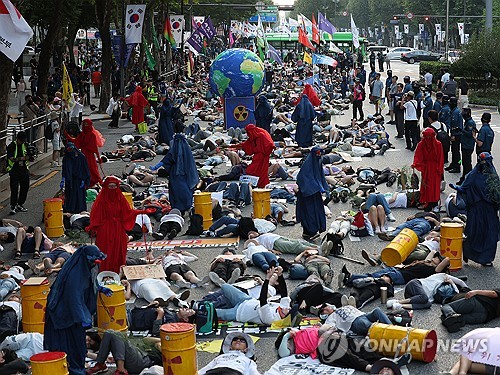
top-left (294, 84), bottom-right (321, 107)
top-left (126, 86), bottom-right (149, 128)
top-left (241, 124), bottom-right (275, 188)
top-left (412, 128), bottom-right (444, 204)
top-left (67, 119), bottom-right (105, 187)
top-left (88, 176), bottom-right (152, 273)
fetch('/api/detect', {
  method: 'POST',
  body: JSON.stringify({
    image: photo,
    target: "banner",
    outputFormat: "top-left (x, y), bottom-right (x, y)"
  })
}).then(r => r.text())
top-left (124, 43), bottom-right (135, 67)
top-left (312, 53), bottom-right (337, 67)
top-left (112, 35), bottom-right (122, 66)
top-left (394, 25), bottom-right (399, 34)
top-left (265, 356), bottom-right (355, 375)
top-left (419, 24), bottom-right (424, 34)
top-left (169, 15), bottom-right (184, 44)
top-left (351, 15), bottom-right (359, 49)
top-left (266, 44), bottom-right (283, 65)
top-left (62, 62), bottom-right (73, 104)
top-left (198, 16), bottom-right (216, 41)
top-left (303, 51), bottom-right (312, 64)
top-left (457, 22), bottom-right (464, 35)
top-left (193, 16), bottom-right (205, 29)
top-left (318, 11), bottom-right (336, 36)
top-left (125, 4), bottom-right (145, 44)
top-left (186, 28), bottom-right (204, 52)
top-left (435, 23), bottom-right (442, 41)
top-left (0, 0), bottom-right (33, 62)
top-left (404, 24), bottom-right (409, 34)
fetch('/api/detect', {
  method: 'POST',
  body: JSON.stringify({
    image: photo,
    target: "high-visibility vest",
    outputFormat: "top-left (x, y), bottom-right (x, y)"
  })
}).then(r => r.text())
top-left (6, 143), bottom-right (28, 172)
top-left (147, 86), bottom-right (159, 102)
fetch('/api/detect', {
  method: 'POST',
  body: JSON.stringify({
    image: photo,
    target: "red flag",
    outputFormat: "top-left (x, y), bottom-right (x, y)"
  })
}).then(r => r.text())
top-left (298, 27), bottom-right (315, 51)
top-left (312, 13), bottom-right (320, 44)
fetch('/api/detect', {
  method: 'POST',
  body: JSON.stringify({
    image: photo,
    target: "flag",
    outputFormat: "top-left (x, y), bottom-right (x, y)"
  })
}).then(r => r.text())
top-left (298, 26), bottom-right (315, 50)
top-left (318, 12), bottom-right (336, 37)
top-left (404, 24), bottom-right (409, 34)
top-left (191, 17), bottom-right (197, 31)
top-left (169, 15), bottom-right (184, 44)
top-left (62, 62), bottom-right (73, 104)
top-left (311, 13), bottom-right (320, 44)
top-left (435, 23), bottom-right (442, 41)
top-left (303, 51), bottom-right (312, 64)
top-left (266, 44), bottom-right (283, 65)
top-left (419, 24), bottom-right (424, 34)
top-left (186, 28), bottom-right (204, 53)
top-left (0, 0), bottom-right (33, 62)
top-left (125, 4), bottom-right (146, 44)
top-left (312, 53), bottom-right (337, 67)
top-left (298, 14), bottom-right (312, 32)
top-left (229, 29), bottom-right (234, 47)
top-left (351, 15), bottom-right (360, 49)
top-left (457, 22), bottom-right (464, 35)
top-left (199, 16), bottom-right (216, 41)
top-left (163, 16), bottom-right (177, 49)
top-left (256, 15), bottom-right (266, 48)
top-left (288, 18), bottom-right (299, 27)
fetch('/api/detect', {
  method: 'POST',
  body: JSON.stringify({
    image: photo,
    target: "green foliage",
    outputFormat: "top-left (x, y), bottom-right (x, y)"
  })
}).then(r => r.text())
top-left (469, 88), bottom-right (500, 106)
top-left (419, 61), bottom-right (451, 81)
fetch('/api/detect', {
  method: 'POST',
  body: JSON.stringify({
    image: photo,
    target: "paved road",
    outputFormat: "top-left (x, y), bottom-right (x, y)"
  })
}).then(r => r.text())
top-left (1, 61), bottom-right (499, 374)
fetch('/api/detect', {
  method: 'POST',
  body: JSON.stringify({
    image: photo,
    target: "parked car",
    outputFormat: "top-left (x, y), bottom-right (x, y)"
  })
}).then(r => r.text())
top-left (386, 47), bottom-right (414, 60)
top-left (440, 50), bottom-right (461, 63)
top-left (401, 50), bottom-right (442, 63)
top-left (367, 45), bottom-right (390, 55)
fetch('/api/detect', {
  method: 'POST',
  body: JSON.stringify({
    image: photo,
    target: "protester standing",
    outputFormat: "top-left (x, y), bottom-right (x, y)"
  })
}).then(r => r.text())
top-left (255, 95), bottom-right (273, 133)
top-left (16, 78), bottom-right (26, 114)
top-left (400, 91), bottom-right (420, 151)
top-left (352, 78), bottom-right (365, 121)
top-left (292, 94), bottom-right (316, 147)
top-left (458, 108), bottom-right (476, 184)
top-left (61, 142), bottom-right (90, 214)
top-left (126, 86), bottom-right (149, 132)
top-left (157, 99), bottom-right (175, 145)
top-left (445, 97), bottom-right (464, 174)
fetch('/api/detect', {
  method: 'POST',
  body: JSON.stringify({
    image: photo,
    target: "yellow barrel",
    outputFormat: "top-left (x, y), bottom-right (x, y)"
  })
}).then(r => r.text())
top-left (440, 222), bottom-right (464, 272)
top-left (368, 323), bottom-right (437, 363)
top-left (43, 198), bottom-right (64, 238)
top-left (122, 192), bottom-right (134, 209)
top-left (160, 323), bottom-right (197, 375)
top-left (21, 278), bottom-right (49, 333)
top-left (381, 228), bottom-right (419, 266)
top-left (252, 188), bottom-right (271, 219)
top-left (194, 192), bottom-right (212, 230)
top-left (30, 352), bottom-right (69, 375)
top-left (97, 284), bottom-right (128, 333)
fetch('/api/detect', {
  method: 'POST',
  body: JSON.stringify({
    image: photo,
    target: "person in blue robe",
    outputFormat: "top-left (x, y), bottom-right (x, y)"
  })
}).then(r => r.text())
top-left (450, 152), bottom-right (500, 266)
top-left (292, 94), bottom-right (316, 147)
top-left (254, 95), bottom-right (273, 133)
top-left (296, 147), bottom-right (328, 239)
top-left (150, 133), bottom-right (199, 213)
top-left (44, 245), bottom-right (110, 375)
top-left (158, 99), bottom-right (175, 145)
top-left (61, 142), bottom-right (90, 214)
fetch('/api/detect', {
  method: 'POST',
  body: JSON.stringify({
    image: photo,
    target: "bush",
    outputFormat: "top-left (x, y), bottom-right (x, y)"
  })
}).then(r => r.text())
top-left (469, 88), bottom-right (500, 107)
top-left (419, 62), bottom-right (451, 83)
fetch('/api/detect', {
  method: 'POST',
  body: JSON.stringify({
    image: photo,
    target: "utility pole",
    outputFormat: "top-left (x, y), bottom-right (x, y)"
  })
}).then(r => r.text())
top-left (485, 0), bottom-right (493, 31)
top-left (120, 0), bottom-right (125, 97)
top-left (445, 0), bottom-right (449, 60)
top-left (180, 0), bottom-right (184, 71)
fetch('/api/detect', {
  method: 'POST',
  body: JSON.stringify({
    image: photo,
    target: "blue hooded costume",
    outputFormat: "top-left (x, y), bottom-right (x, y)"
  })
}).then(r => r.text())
top-left (292, 94), bottom-right (316, 147)
top-left (62, 142), bottom-right (90, 214)
top-left (158, 99), bottom-right (175, 145)
top-left (255, 95), bottom-right (273, 133)
top-left (296, 147), bottom-right (328, 236)
top-left (154, 134), bottom-right (199, 212)
top-left (452, 152), bottom-right (500, 265)
top-left (44, 245), bottom-right (106, 375)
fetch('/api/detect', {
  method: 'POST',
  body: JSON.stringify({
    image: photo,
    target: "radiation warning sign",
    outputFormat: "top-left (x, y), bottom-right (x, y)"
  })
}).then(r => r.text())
top-left (224, 96), bottom-right (256, 129)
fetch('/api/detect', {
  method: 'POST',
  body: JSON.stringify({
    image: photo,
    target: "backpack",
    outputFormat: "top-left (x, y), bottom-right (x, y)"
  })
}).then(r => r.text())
top-left (386, 309), bottom-right (413, 327)
top-left (45, 121), bottom-right (54, 140)
top-left (321, 232), bottom-right (344, 256)
top-left (434, 282), bottom-right (457, 304)
top-left (195, 301), bottom-right (218, 334)
top-left (129, 307), bottom-right (158, 332)
top-left (0, 305), bottom-right (18, 343)
top-left (185, 214), bottom-right (204, 236)
top-left (436, 122), bottom-right (451, 152)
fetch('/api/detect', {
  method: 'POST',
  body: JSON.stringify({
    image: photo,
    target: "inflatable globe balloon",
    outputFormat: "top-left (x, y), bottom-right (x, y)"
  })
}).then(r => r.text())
top-left (209, 48), bottom-right (265, 98)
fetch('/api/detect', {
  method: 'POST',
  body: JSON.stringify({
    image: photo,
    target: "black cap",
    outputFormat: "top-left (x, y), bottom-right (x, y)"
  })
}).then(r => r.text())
top-left (436, 92), bottom-right (443, 99)
top-left (481, 112), bottom-right (491, 122)
top-left (16, 131), bottom-right (27, 141)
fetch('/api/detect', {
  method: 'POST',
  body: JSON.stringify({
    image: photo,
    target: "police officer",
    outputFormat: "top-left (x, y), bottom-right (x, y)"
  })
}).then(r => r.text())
top-left (7, 131), bottom-right (30, 215)
top-left (458, 108), bottom-right (476, 184)
top-left (446, 97), bottom-right (464, 173)
top-left (438, 95), bottom-right (451, 163)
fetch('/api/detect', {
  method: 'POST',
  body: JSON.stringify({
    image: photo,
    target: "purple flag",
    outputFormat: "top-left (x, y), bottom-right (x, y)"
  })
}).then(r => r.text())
top-left (318, 12), bottom-right (336, 35)
top-left (199, 16), bottom-right (216, 41)
top-left (186, 28), bottom-right (204, 52)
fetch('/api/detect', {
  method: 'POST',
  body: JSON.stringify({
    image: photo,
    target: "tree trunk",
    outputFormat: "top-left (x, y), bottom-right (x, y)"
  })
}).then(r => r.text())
top-left (0, 54), bottom-right (13, 172)
top-left (66, 24), bottom-right (79, 64)
top-left (36, 0), bottom-right (65, 99)
top-left (96, 0), bottom-right (112, 113)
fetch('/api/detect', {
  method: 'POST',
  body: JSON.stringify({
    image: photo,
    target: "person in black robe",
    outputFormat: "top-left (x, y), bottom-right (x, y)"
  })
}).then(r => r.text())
top-left (158, 99), bottom-right (175, 145)
top-left (44, 245), bottom-right (111, 375)
top-left (296, 147), bottom-right (328, 240)
top-left (61, 142), bottom-right (90, 214)
top-left (254, 95), bottom-right (273, 133)
top-left (292, 94), bottom-right (316, 147)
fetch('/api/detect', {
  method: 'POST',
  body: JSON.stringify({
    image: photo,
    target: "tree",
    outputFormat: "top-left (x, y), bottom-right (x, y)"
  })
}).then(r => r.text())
top-left (95, 0), bottom-right (113, 112)
top-left (0, 54), bottom-right (14, 171)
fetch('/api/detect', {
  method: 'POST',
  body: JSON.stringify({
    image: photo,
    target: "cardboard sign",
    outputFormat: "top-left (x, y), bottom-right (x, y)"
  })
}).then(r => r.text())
top-left (122, 265), bottom-right (166, 280)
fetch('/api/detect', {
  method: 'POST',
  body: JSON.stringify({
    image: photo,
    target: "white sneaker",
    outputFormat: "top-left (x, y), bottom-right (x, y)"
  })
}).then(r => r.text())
top-left (348, 296), bottom-right (356, 307)
top-left (341, 295), bottom-right (349, 306)
top-left (387, 213), bottom-right (396, 222)
top-left (392, 302), bottom-right (403, 310)
top-left (175, 280), bottom-right (191, 289)
top-left (386, 299), bottom-right (398, 309)
top-left (209, 271), bottom-right (225, 287)
top-left (227, 268), bottom-right (241, 284)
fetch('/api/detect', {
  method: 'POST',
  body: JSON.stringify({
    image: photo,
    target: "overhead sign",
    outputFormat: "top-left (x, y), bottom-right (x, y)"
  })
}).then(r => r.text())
top-left (249, 14), bottom-right (277, 22)
top-left (406, 12), bottom-right (414, 20)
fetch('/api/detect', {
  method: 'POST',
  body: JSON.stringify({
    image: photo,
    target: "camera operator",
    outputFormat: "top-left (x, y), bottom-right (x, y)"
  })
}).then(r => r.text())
top-left (7, 131), bottom-right (30, 215)
top-left (398, 90), bottom-right (420, 151)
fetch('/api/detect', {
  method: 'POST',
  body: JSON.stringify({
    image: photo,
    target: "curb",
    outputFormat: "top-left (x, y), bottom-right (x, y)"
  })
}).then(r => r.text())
top-left (468, 104), bottom-right (498, 110)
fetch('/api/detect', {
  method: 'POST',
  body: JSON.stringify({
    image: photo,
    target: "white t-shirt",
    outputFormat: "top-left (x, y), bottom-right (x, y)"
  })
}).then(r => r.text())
top-left (159, 213), bottom-right (184, 227)
top-left (424, 72), bottom-right (433, 85)
top-left (421, 238), bottom-right (440, 252)
top-left (255, 233), bottom-right (280, 250)
top-left (129, 278), bottom-right (175, 303)
top-left (441, 72), bottom-right (450, 84)
top-left (162, 253), bottom-right (196, 269)
top-left (236, 299), bottom-right (284, 325)
top-left (2, 301), bottom-right (22, 320)
top-left (198, 351), bottom-right (261, 375)
top-left (403, 100), bottom-right (418, 121)
top-left (385, 193), bottom-right (407, 208)
top-left (253, 219), bottom-right (276, 234)
top-left (325, 306), bottom-right (364, 333)
top-left (135, 214), bottom-right (153, 234)
top-left (243, 244), bottom-right (270, 264)
top-left (0, 332), bottom-right (44, 361)
top-left (417, 273), bottom-right (466, 303)
top-left (0, 226), bottom-right (17, 236)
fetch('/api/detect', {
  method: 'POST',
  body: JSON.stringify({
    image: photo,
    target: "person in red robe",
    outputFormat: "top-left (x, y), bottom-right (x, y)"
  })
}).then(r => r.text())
top-left (235, 124), bottom-right (275, 188)
top-left (412, 127), bottom-right (444, 211)
top-left (87, 176), bottom-right (154, 273)
top-left (126, 86), bottom-right (149, 131)
top-left (66, 118), bottom-right (105, 187)
top-left (294, 84), bottom-right (321, 107)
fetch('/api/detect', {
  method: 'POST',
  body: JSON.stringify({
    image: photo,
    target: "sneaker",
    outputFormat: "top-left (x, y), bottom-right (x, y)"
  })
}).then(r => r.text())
top-left (442, 313), bottom-right (465, 333)
top-left (15, 205), bottom-right (28, 212)
top-left (392, 302), bottom-right (403, 310)
top-left (9, 207), bottom-right (16, 215)
top-left (387, 213), bottom-right (396, 222)
top-left (348, 296), bottom-right (356, 307)
top-left (209, 271), bottom-right (226, 287)
top-left (227, 268), bottom-right (241, 284)
top-left (86, 363), bottom-right (108, 374)
top-left (167, 229), bottom-right (178, 240)
top-left (320, 240), bottom-right (333, 256)
top-left (323, 269), bottom-right (334, 286)
top-left (361, 249), bottom-right (378, 266)
top-left (337, 273), bottom-right (345, 289)
top-left (196, 275), bottom-right (210, 287)
top-left (175, 280), bottom-right (191, 289)
top-left (177, 290), bottom-right (191, 301)
top-left (341, 294), bottom-right (349, 306)
top-left (379, 144), bottom-right (388, 155)
top-left (202, 230), bottom-right (215, 237)
top-left (152, 232), bottom-right (165, 240)
top-left (291, 312), bottom-right (303, 327)
top-left (377, 232), bottom-right (395, 241)
top-left (386, 299), bottom-right (397, 309)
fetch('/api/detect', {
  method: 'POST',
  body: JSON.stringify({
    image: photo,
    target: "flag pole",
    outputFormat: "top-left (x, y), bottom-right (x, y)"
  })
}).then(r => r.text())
top-left (120, 0), bottom-right (125, 97)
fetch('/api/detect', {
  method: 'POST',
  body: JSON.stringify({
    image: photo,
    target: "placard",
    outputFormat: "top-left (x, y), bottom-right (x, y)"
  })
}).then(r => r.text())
top-left (122, 264), bottom-right (166, 280)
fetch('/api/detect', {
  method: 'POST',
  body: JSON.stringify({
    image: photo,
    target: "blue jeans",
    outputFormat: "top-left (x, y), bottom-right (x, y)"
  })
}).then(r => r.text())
top-left (252, 252), bottom-right (278, 271)
top-left (209, 216), bottom-right (239, 237)
top-left (216, 284), bottom-right (253, 321)
top-left (349, 267), bottom-right (405, 285)
top-left (392, 218), bottom-right (432, 237)
top-left (270, 188), bottom-right (296, 203)
top-left (351, 308), bottom-right (392, 336)
top-left (221, 182), bottom-right (251, 206)
top-left (366, 193), bottom-right (391, 215)
top-left (0, 278), bottom-right (17, 300)
top-left (271, 203), bottom-right (285, 219)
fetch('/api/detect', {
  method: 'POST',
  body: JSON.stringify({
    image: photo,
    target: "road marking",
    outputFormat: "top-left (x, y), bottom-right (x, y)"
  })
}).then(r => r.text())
top-left (31, 170), bottom-right (58, 188)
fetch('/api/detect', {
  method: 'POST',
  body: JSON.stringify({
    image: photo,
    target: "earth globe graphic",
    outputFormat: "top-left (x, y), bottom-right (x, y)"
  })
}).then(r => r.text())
top-left (209, 48), bottom-right (265, 98)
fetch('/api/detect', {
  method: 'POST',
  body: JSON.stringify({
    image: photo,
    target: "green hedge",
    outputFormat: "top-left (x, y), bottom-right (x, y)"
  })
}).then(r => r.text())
top-left (469, 88), bottom-right (500, 107)
top-left (419, 62), bottom-right (451, 83)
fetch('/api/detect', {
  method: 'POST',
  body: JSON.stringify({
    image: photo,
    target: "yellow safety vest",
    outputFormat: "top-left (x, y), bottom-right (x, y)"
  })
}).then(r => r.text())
top-left (147, 86), bottom-right (159, 102)
top-left (6, 143), bottom-right (28, 172)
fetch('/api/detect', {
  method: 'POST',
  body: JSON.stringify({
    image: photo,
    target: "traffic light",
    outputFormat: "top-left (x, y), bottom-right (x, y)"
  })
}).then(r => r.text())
top-left (424, 16), bottom-right (430, 21)
top-left (393, 16), bottom-right (398, 20)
